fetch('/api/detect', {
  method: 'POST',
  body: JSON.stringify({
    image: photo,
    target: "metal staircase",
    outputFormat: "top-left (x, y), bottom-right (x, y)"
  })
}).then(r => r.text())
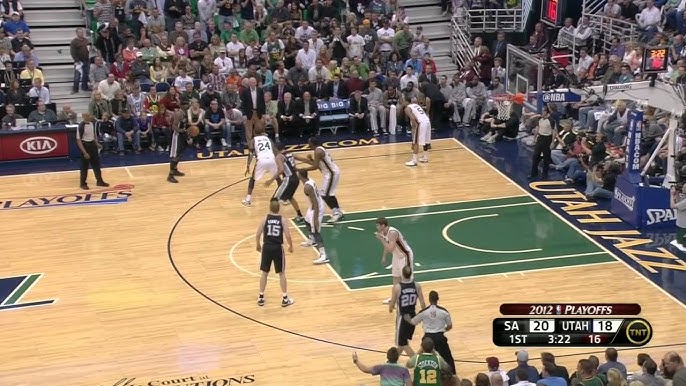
top-left (450, 0), bottom-right (532, 74)
top-left (583, 0), bottom-right (641, 53)
top-left (23, 0), bottom-right (90, 112)
top-left (401, 0), bottom-right (459, 79)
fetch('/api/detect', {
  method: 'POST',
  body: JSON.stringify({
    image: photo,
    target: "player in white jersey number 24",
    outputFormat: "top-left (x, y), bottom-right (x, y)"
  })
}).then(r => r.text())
top-left (404, 102), bottom-right (432, 167)
top-left (242, 127), bottom-right (280, 206)
top-left (375, 217), bottom-right (415, 304)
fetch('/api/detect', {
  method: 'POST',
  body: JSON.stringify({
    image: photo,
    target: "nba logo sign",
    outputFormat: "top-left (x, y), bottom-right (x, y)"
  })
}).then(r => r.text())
top-left (556, 305), bottom-right (562, 315)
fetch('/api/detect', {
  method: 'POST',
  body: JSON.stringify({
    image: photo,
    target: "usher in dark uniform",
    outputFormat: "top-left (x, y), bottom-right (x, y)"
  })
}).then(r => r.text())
top-left (396, 280), bottom-right (418, 347)
top-left (260, 213), bottom-right (286, 273)
top-left (273, 152), bottom-right (299, 201)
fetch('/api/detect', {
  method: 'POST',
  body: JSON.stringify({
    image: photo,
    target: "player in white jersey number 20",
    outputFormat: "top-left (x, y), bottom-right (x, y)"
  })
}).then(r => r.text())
top-left (242, 127), bottom-right (280, 206)
top-left (297, 170), bottom-right (329, 264)
top-left (404, 102), bottom-right (432, 167)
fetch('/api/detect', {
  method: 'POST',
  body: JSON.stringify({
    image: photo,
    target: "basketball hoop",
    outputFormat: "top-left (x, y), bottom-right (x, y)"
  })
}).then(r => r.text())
top-left (492, 93), bottom-right (525, 121)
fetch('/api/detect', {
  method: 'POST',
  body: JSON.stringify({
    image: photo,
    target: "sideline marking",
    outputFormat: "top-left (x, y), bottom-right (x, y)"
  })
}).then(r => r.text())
top-left (441, 214), bottom-right (543, 254)
top-left (349, 261), bottom-right (619, 291)
top-left (340, 194), bottom-right (530, 215)
top-left (228, 235), bottom-right (341, 284)
top-left (451, 137), bottom-right (686, 310)
top-left (0, 138), bottom-right (460, 179)
top-left (336, 201), bottom-right (538, 224)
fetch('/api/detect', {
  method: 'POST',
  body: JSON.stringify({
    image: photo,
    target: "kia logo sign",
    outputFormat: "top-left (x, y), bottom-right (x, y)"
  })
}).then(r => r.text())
top-left (19, 136), bottom-right (58, 155)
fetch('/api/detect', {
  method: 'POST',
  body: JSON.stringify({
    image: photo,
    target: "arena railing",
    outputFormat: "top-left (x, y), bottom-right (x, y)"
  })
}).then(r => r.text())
top-left (451, 15), bottom-right (474, 71)
top-left (586, 14), bottom-right (641, 53)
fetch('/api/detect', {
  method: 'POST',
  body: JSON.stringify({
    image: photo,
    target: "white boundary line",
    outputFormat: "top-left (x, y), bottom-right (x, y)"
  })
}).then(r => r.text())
top-left (441, 214), bottom-right (543, 254)
top-left (0, 138), bottom-right (460, 179)
top-left (347, 251), bottom-right (609, 281)
top-left (228, 235), bottom-right (342, 284)
top-left (339, 194), bottom-right (531, 215)
top-left (287, 218), bottom-right (353, 291)
top-left (336, 201), bottom-right (538, 224)
top-left (451, 137), bottom-right (686, 309)
top-left (349, 261), bottom-right (619, 291)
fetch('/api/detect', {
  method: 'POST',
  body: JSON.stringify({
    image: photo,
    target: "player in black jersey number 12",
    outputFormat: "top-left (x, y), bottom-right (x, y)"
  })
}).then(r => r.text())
top-left (255, 199), bottom-right (294, 307)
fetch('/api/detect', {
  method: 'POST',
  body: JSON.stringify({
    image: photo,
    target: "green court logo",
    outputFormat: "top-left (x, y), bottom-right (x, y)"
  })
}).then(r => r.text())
top-left (0, 273), bottom-right (56, 311)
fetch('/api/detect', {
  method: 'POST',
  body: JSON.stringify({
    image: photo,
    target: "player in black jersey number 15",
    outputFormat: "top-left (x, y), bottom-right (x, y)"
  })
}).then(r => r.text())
top-left (255, 199), bottom-right (294, 307)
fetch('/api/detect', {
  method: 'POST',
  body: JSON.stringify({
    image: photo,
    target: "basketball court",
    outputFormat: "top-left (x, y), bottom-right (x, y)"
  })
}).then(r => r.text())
top-left (2, 138), bottom-right (685, 386)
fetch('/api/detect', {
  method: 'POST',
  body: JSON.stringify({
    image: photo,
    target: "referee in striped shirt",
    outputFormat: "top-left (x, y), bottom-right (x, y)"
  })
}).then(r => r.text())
top-left (76, 112), bottom-right (109, 190)
top-left (404, 290), bottom-right (456, 375)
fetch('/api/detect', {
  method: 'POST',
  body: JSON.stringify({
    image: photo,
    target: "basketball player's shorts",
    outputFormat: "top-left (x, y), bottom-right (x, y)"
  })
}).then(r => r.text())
top-left (392, 251), bottom-right (414, 278)
top-left (320, 172), bottom-right (340, 197)
top-left (169, 131), bottom-right (187, 159)
top-left (396, 310), bottom-right (416, 346)
top-left (273, 175), bottom-right (300, 201)
top-left (305, 208), bottom-right (324, 233)
top-left (412, 120), bottom-right (431, 146)
top-left (260, 243), bottom-right (285, 273)
top-left (253, 158), bottom-right (278, 180)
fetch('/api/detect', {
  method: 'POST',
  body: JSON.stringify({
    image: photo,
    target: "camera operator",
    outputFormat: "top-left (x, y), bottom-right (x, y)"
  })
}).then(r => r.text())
top-left (564, 131), bottom-right (608, 184)
top-left (584, 161), bottom-right (621, 200)
top-left (670, 183), bottom-right (686, 252)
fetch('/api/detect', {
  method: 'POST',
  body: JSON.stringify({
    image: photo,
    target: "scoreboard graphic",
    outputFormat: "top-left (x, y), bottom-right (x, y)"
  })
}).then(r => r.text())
top-left (493, 304), bottom-right (652, 347)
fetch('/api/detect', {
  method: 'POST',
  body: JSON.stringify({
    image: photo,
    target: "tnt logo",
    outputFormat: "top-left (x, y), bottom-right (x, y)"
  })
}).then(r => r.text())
top-left (20, 136), bottom-right (58, 155)
top-left (625, 319), bottom-right (651, 345)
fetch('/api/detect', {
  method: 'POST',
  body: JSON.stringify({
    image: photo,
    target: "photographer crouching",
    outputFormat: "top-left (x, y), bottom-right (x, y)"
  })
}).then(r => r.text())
top-left (670, 183), bottom-right (686, 252)
top-left (584, 161), bottom-right (621, 200)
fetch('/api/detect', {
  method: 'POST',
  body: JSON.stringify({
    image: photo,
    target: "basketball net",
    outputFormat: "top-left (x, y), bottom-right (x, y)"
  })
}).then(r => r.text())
top-left (492, 94), bottom-right (514, 121)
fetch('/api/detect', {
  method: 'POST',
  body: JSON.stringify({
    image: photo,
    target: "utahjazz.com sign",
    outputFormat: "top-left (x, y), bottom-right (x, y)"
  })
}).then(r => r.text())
top-left (0, 184), bottom-right (134, 210)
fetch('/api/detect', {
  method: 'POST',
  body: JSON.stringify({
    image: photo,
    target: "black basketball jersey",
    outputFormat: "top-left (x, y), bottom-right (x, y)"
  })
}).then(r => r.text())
top-left (283, 153), bottom-right (297, 178)
top-left (263, 214), bottom-right (284, 245)
top-left (398, 281), bottom-right (418, 315)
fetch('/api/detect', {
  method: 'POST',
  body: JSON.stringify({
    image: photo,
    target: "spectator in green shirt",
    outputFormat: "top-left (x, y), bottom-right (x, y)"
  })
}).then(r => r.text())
top-left (393, 23), bottom-right (413, 60)
top-left (351, 56), bottom-right (370, 80)
top-left (220, 22), bottom-right (238, 44)
top-left (239, 21), bottom-right (261, 46)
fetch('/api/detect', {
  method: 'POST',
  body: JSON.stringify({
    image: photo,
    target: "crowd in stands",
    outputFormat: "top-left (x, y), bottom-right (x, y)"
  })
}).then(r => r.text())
top-left (73, 0), bottom-right (455, 156)
top-left (358, 347), bottom-right (686, 386)
top-left (0, 0), bottom-right (71, 127)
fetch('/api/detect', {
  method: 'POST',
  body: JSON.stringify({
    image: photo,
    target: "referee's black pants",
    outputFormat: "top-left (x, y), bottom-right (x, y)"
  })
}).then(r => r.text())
top-left (424, 332), bottom-right (456, 375)
top-left (80, 141), bottom-right (104, 185)
top-left (530, 134), bottom-right (553, 178)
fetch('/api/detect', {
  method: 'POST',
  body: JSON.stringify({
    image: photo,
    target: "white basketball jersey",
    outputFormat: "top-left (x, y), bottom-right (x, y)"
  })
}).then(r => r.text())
top-left (305, 179), bottom-right (325, 213)
top-left (128, 93), bottom-right (144, 116)
top-left (254, 135), bottom-right (275, 161)
top-left (316, 146), bottom-right (339, 175)
top-left (408, 103), bottom-right (430, 125)
top-left (383, 226), bottom-right (412, 258)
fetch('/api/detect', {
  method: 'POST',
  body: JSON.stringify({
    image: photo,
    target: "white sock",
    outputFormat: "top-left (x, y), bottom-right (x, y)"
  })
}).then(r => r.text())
top-left (318, 247), bottom-right (326, 255)
top-left (412, 154), bottom-right (418, 162)
top-left (282, 293), bottom-right (287, 298)
top-left (423, 151), bottom-right (428, 158)
top-left (245, 194), bottom-right (252, 201)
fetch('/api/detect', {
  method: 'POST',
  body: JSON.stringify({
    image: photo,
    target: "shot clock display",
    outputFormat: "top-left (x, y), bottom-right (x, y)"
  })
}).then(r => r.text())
top-left (641, 47), bottom-right (669, 74)
top-left (492, 318), bottom-right (653, 347)
top-left (541, 0), bottom-right (564, 26)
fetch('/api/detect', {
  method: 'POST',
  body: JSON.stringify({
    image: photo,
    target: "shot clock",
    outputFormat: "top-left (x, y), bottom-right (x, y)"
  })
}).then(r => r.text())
top-left (641, 47), bottom-right (669, 74)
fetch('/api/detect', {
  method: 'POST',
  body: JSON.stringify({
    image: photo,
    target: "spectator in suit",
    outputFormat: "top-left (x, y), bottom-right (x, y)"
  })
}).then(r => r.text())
top-left (348, 90), bottom-right (368, 133)
top-left (420, 79), bottom-right (445, 123)
top-left (298, 91), bottom-right (319, 137)
top-left (277, 92), bottom-right (298, 135)
top-left (271, 76), bottom-right (294, 103)
top-left (418, 65), bottom-right (438, 85)
top-left (309, 74), bottom-right (329, 100)
top-left (329, 74), bottom-right (348, 99)
top-left (491, 32), bottom-right (507, 62)
top-left (240, 77), bottom-right (265, 143)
